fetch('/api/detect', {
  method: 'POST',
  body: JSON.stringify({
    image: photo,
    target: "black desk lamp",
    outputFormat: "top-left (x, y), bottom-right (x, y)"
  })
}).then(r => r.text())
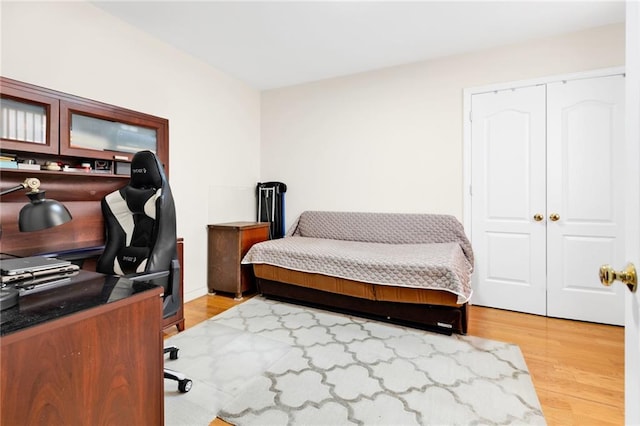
top-left (1, 177), bottom-right (72, 232)
top-left (0, 177), bottom-right (72, 310)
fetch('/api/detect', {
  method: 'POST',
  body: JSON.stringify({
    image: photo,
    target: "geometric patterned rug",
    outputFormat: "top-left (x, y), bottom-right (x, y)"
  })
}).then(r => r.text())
top-left (164, 296), bottom-right (545, 425)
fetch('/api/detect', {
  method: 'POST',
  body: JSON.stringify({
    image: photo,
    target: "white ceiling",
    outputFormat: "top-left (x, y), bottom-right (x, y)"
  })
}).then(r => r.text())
top-left (92, 1), bottom-right (625, 90)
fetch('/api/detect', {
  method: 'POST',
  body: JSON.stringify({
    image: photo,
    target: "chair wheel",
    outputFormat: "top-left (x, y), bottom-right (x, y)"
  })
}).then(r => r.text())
top-left (169, 348), bottom-right (179, 360)
top-left (178, 379), bottom-right (192, 393)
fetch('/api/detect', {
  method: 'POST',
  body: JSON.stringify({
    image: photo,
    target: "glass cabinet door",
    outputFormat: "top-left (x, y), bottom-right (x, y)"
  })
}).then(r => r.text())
top-left (0, 82), bottom-right (59, 155)
top-left (70, 113), bottom-right (158, 154)
top-left (60, 100), bottom-right (168, 164)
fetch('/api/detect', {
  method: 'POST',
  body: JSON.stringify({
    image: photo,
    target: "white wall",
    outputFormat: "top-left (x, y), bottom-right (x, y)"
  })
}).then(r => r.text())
top-left (0, 4), bottom-right (626, 301)
top-left (1, 2), bottom-right (261, 301)
top-left (261, 23), bottom-right (625, 230)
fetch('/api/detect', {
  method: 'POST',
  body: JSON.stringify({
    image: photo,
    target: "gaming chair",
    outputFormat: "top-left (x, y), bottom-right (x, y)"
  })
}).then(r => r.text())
top-left (97, 150), bottom-right (192, 393)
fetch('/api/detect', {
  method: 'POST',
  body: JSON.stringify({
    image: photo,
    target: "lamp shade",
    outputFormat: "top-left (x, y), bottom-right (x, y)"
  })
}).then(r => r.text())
top-left (19, 191), bottom-right (72, 232)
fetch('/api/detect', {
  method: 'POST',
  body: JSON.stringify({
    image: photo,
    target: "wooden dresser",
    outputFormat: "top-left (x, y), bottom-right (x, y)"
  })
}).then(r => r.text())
top-left (207, 222), bottom-right (270, 299)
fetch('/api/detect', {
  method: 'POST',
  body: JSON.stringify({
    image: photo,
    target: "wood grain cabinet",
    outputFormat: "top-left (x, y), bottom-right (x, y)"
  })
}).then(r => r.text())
top-left (1, 76), bottom-right (169, 166)
top-left (0, 273), bottom-right (164, 425)
top-left (0, 79), bottom-right (59, 155)
top-left (207, 222), bottom-right (270, 300)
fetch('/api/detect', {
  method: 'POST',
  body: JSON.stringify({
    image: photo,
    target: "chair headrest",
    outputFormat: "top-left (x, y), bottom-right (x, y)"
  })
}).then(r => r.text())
top-left (129, 150), bottom-right (165, 189)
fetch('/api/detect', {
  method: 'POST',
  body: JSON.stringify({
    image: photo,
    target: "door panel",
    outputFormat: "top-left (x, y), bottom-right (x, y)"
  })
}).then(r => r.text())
top-left (564, 102), bottom-right (617, 222)
top-left (546, 76), bottom-right (625, 325)
top-left (486, 232), bottom-right (532, 284)
top-left (486, 110), bottom-right (534, 220)
top-left (471, 86), bottom-right (547, 315)
top-left (562, 236), bottom-right (616, 293)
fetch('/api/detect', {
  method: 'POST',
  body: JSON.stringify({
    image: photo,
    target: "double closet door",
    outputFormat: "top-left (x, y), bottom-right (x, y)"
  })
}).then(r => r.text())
top-left (470, 74), bottom-right (625, 325)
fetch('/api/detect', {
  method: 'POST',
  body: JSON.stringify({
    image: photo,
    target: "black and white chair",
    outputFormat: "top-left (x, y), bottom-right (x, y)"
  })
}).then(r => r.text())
top-left (97, 150), bottom-right (192, 393)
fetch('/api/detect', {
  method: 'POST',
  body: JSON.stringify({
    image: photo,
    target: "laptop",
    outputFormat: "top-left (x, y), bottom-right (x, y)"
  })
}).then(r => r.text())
top-left (0, 256), bottom-right (72, 276)
top-left (15, 269), bottom-right (80, 295)
top-left (1, 264), bottom-right (80, 284)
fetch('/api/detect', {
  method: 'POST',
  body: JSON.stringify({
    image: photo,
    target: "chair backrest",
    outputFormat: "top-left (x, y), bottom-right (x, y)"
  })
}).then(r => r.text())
top-left (97, 151), bottom-right (179, 313)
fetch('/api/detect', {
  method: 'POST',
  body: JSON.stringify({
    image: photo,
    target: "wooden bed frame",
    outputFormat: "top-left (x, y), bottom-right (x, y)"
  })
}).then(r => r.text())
top-left (253, 264), bottom-right (468, 335)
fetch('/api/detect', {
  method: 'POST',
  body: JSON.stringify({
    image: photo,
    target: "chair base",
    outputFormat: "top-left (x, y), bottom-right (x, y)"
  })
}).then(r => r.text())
top-left (164, 345), bottom-right (192, 393)
top-left (164, 368), bottom-right (192, 393)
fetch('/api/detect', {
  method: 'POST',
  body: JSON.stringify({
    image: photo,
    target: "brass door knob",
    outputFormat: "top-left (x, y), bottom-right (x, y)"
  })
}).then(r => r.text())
top-left (549, 213), bottom-right (560, 222)
top-left (533, 213), bottom-right (544, 222)
top-left (599, 263), bottom-right (637, 292)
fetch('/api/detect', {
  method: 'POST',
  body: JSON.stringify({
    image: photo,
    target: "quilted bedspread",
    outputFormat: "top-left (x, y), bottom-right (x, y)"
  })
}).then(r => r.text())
top-left (242, 211), bottom-right (474, 304)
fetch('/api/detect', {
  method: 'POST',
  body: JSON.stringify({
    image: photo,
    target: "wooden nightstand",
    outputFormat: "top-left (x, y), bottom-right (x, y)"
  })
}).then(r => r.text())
top-left (207, 222), bottom-right (270, 300)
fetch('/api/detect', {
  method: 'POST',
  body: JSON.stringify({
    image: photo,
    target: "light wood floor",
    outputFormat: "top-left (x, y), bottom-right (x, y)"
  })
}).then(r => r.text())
top-left (165, 294), bottom-right (624, 426)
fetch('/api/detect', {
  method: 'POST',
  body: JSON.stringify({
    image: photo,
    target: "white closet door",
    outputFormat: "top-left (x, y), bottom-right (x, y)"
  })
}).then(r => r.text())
top-left (546, 75), bottom-right (625, 325)
top-left (470, 85), bottom-right (547, 315)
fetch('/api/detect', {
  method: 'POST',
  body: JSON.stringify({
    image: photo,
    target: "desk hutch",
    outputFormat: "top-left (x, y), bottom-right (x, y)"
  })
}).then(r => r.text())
top-left (0, 76), bottom-right (184, 330)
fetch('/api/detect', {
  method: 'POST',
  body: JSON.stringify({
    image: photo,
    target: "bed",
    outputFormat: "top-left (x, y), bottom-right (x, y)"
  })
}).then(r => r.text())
top-left (242, 211), bottom-right (474, 334)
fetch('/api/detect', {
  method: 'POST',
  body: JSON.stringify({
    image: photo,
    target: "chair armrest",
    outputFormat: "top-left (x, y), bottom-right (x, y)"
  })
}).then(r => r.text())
top-left (125, 270), bottom-right (170, 282)
top-left (122, 259), bottom-right (180, 319)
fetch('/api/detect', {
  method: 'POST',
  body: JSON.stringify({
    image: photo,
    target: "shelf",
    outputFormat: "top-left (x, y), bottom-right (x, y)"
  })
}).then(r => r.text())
top-left (1, 77), bottom-right (168, 173)
top-left (0, 167), bottom-right (128, 179)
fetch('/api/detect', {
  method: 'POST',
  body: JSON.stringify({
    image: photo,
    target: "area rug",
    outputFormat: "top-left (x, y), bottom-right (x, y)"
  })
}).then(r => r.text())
top-left (164, 297), bottom-right (545, 425)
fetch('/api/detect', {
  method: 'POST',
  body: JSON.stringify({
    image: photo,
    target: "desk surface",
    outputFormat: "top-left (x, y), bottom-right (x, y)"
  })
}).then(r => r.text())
top-left (0, 270), bottom-right (158, 336)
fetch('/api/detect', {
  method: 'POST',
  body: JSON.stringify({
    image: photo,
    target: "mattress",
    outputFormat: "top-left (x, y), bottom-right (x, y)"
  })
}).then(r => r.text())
top-left (242, 236), bottom-right (473, 304)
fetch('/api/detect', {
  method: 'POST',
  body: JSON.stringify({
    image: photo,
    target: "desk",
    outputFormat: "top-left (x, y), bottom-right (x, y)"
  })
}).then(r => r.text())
top-left (20, 238), bottom-right (186, 333)
top-left (0, 270), bottom-right (164, 425)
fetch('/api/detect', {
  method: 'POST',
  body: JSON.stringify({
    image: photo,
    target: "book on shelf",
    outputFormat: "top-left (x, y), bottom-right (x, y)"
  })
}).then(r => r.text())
top-left (0, 153), bottom-right (17, 162)
top-left (17, 163), bottom-right (41, 171)
top-left (0, 160), bottom-right (18, 169)
top-left (62, 166), bottom-right (91, 173)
